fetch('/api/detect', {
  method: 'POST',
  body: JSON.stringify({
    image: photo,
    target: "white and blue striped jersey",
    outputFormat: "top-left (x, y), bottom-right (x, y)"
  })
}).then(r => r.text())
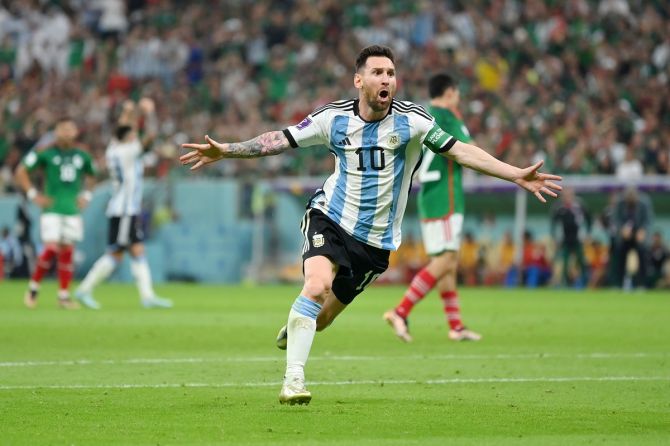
top-left (105, 138), bottom-right (144, 217)
top-left (283, 99), bottom-right (456, 251)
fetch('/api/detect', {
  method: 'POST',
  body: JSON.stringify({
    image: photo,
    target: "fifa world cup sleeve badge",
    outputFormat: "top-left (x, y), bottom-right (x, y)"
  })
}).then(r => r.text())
top-left (312, 233), bottom-right (325, 248)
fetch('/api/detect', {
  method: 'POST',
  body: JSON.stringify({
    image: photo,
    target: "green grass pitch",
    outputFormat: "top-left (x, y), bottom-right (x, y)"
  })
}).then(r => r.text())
top-left (1, 280), bottom-right (669, 445)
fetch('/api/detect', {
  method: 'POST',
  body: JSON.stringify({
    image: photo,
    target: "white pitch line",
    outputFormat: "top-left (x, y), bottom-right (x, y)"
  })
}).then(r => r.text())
top-left (0, 352), bottom-right (668, 368)
top-left (0, 376), bottom-right (669, 391)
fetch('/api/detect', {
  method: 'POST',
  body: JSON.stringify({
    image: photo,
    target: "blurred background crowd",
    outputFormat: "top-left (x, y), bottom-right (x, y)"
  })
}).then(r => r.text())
top-left (1, 0), bottom-right (669, 184)
top-left (0, 0), bottom-right (668, 288)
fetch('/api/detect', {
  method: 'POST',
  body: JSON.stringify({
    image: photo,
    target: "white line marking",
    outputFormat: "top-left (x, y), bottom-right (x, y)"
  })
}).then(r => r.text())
top-left (0, 376), bottom-right (668, 391)
top-left (0, 352), bottom-right (668, 368)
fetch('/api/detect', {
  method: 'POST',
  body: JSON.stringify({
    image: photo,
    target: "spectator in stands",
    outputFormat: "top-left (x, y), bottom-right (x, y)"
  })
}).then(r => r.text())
top-left (616, 146), bottom-right (644, 182)
top-left (0, 1), bottom-right (668, 183)
top-left (484, 230), bottom-right (515, 286)
top-left (522, 231), bottom-right (552, 288)
top-left (13, 197), bottom-right (35, 278)
top-left (584, 238), bottom-right (608, 289)
top-left (458, 232), bottom-right (479, 286)
top-left (612, 187), bottom-right (654, 290)
top-left (648, 232), bottom-right (669, 289)
top-left (0, 225), bottom-right (22, 278)
top-left (550, 187), bottom-right (592, 287)
top-left (0, 0), bottom-right (668, 291)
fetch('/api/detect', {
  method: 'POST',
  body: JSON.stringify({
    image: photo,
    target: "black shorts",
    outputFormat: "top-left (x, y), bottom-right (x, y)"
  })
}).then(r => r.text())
top-left (108, 215), bottom-right (144, 250)
top-left (301, 208), bottom-right (390, 305)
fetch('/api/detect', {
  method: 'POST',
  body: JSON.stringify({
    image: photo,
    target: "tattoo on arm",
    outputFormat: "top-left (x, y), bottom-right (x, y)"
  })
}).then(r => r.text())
top-left (226, 131), bottom-right (290, 158)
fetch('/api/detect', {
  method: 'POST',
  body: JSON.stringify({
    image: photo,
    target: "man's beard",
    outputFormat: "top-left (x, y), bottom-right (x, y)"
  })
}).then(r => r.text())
top-left (365, 90), bottom-right (391, 112)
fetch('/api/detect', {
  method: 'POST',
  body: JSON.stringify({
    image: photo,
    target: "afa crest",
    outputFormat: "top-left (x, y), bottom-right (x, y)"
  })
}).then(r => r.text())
top-left (312, 233), bottom-right (325, 248)
top-left (387, 133), bottom-right (401, 148)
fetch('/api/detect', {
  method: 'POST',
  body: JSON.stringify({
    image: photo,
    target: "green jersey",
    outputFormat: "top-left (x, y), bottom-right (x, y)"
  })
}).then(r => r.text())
top-left (417, 106), bottom-right (472, 219)
top-left (22, 146), bottom-right (96, 215)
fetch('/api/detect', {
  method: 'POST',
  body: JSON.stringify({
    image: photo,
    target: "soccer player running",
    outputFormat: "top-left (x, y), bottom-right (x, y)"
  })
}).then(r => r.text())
top-left (180, 46), bottom-right (562, 405)
top-left (15, 118), bottom-right (96, 309)
top-left (74, 98), bottom-right (172, 310)
top-left (384, 73), bottom-right (481, 343)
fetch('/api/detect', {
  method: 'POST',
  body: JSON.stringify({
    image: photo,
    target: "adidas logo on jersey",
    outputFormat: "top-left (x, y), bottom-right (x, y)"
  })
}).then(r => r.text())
top-left (338, 137), bottom-right (351, 146)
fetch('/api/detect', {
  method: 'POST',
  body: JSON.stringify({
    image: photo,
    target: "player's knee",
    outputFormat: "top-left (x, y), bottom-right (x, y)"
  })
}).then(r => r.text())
top-left (44, 242), bottom-right (59, 250)
top-left (431, 254), bottom-right (456, 276)
top-left (302, 276), bottom-right (332, 300)
top-left (129, 243), bottom-right (145, 258)
top-left (58, 244), bottom-right (74, 255)
top-left (441, 252), bottom-right (458, 272)
top-left (446, 257), bottom-right (458, 273)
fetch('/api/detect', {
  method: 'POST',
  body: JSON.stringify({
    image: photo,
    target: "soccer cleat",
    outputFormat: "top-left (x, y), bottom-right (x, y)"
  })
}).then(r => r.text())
top-left (383, 310), bottom-right (412, 342)
top-left (141, 296), bottom-right (173, 309)
top-left (279, 376), bottom-right (312, 405)
top-left (276, 325), bottom-right (288, 350)
top-left (448, 327), bottom-right (482, 342)
top-left (74, 290), bottom-right (101, 310)
top-left (58, 296), bottom-right (80, 310)
top-left (24, 290), bottom-right (38, 309)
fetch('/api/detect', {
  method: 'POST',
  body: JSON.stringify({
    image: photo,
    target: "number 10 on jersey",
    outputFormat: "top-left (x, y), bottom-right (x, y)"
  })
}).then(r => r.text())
top-left (356, 147), bottom-right (386, 171)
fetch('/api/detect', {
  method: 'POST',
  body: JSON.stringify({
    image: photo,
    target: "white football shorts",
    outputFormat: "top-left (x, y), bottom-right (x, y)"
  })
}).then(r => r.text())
top-left (420, 213), bottom-right (464, 255)
top-left (40, 213), bottom-right (84, 244)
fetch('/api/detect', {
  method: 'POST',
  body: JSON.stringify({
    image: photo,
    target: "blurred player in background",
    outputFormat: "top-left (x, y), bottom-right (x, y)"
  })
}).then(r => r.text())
top-left (550, 187), bottom-right (592, 287)
top-left (180, 45), bottom-right (561, 405)
top-left (384, 73), bottom-right (481, 343)
top-left (15, 118), bottom-right (96, 309)
top-left (75, 98), bottom-right (172, 310)
top-left (612, 187), bottom-right (653, 290)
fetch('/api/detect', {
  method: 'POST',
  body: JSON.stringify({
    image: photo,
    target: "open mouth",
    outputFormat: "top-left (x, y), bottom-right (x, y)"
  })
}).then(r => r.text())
top-left (379, 90), bottom-right (389, 99)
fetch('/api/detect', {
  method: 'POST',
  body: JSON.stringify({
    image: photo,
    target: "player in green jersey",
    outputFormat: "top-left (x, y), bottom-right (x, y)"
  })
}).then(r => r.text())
top-left (384, 73), bottom-right (482, 342)
top-left (15, 118), bottom-right (96, 309)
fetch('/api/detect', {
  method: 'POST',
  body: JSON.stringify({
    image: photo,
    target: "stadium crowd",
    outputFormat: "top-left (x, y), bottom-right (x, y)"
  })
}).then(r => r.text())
top-left (0, 0), bottom-right (669, 187)
top-left (0, 0), bottom-right (668, 288)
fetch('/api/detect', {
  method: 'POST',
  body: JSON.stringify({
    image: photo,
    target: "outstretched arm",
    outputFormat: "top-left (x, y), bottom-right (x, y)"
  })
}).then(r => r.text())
top-left (118, 100), bottom-right (138, 129)
top-left (180, 131), bottom-right (291, 170)
top-left (138, 98), bottom-right (158, 150)
top-left (446, 141), bottom-right (562, 203)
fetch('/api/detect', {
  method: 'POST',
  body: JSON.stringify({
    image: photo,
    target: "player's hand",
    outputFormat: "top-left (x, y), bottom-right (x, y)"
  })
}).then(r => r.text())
top-left (513, 160), bottom-right (562, 203)
top-left (77, 196), bottom-right (90, 210)
top-left (138, 97), bottom-right (155, 114)
top-left (180, 135), bottom-right (227, 170)
top-left (32, 194), bottom-right (52, 208)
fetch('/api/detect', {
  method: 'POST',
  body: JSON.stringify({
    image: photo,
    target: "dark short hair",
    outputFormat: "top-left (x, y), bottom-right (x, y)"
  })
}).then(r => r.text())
top-left (428, 73), bottom-right (457, 99)
top-left (355, 45), bottom-right (395, 72)
top-left (115, 125), bottom-right (133, 140)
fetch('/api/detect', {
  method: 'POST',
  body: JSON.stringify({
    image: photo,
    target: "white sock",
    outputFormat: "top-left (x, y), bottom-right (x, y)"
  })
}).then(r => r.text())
top-left (78, 255), bottom-right (116, 294)
top-left (130, 256), bottom-right (154, 300)
top-left (285, 296), bottom-right (321, 381)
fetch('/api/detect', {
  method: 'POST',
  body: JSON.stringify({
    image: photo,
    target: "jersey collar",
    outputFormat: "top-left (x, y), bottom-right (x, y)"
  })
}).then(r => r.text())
top-left (353, 99), bottom-right (393, 123)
